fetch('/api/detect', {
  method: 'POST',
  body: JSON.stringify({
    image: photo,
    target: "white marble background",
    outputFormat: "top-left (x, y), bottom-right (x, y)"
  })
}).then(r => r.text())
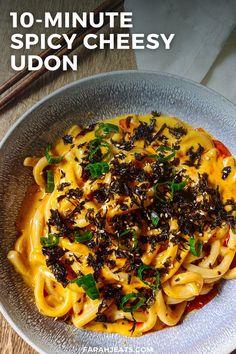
top-left (126, 0), bottom-right (236, 104)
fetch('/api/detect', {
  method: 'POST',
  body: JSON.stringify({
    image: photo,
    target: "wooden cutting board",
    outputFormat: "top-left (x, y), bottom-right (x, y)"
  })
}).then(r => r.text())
top-left (0, 0), bottom-right (136, 353)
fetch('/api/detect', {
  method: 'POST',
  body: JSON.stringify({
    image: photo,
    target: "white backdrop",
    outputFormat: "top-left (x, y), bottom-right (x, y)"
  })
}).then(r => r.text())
top-left (125, 0), bottom-right (236, 104)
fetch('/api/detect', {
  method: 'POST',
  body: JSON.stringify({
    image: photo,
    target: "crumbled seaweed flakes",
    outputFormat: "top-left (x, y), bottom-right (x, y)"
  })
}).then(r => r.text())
top-left (57, 182), bottom-right (71, 192)
top-left (158, 135), bottom-right (168, 143)
top-left (69, 201), bottom-right (86, 216)
top-left (143, 232), bottom-right (169, 252)
top-left (185, 144), bottom-right (204, 168)
top-left (87, 249), bottom-right (110, 280)
top-left (62, 134), bottom-right (73, 145)
top-left (48, 209), bottom-right (63, 229)
top-left (114, 259), bottom-right (132, 274)
top-left (87, 253), bottom-right (97, 269)
top-left (50, 262), bottom-right (69, 287)
top-left (134, 152), bottom-right (144, 161)
top-left (111, 139), bottom-right (133, 151)
top-left (77, 142), bottom-right (86, 149)
top-left (151, 111), bottom-right (161, 117)
top-left (172, 157), bottom-right (180, 166)
top-left (110, 179), bottom-right (131, 196)
top-left (77, 123), bottom-right (96, 137)
top-left (60, 170), bottom-right (66, 178)
top-left (106, 259), bottom-right (116, 269)
top-left (120, 203), bottom-right (129, 211)
top-left (139, 288), bottom-right (155, 309)
top-left (170, 233), bottom-right (188, 250)
top-left (42, 245), bottom-right (68, 287)
top-left (172, 143), bottom-right (180, 151)
top-left (92, 184), bottom-right (109, 203)
top-left (48, 209), bottom-right (75, 236)
top-left (42, 245), bottom-right (65, 266)
top-left (110, 160), bottom-right (148, 183)
top-left (67, 188), bottom-right (83, 200)
top-left (151, 160), bottom-right (174, 185)
top-left (151, 123), bottom-right (167, 142)
top-left (168, 125), bottom-right (187, 139)
top-left (81, 165), bottom-right (90, 182)
top-left (115, 249), bottom-right (129, 259)
top-left (95, 314), bottom-right (108, 322)
top-left (57, 195), bottom-right (66, 202)
top-left (222, 166), bottom-right (231, 180)
top-left (169, 173), bottom-right (236, 234)
top-left (103, 284), bottom-right (123, 305)
top-left (132, 119), bottom-right (156, 144)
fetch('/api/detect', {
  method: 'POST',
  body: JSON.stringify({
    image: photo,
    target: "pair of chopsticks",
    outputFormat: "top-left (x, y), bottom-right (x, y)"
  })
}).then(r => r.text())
top-left (0, 0), bottom-right (124, 111)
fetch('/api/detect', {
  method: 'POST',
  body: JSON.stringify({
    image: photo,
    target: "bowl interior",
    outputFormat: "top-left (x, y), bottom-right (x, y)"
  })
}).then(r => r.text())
top-left (0, 71), bottom-right (236, 354)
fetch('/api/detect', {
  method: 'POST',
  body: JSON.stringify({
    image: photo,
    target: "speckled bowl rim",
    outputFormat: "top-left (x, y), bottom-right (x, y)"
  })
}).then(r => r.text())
top-left (0, 70), bottom-right (236, 354)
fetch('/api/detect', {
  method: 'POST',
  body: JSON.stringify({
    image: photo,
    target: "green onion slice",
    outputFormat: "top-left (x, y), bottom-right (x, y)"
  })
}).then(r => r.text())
top-left (153, 181), bottom-right (171, 203)
top-left (150, 211), bottom-right (160, 226)
top-left (40, 233), bottom-right (59, 247)
top-left (189, 236), bottom-right (203, 257)
top-left (73, 274), bottom-right (99, 300)
top-left (156, 145), bottom-right (176, 161)
top-left (171, 179), bottom-right (188, 192)
top-left (153, 176), bottom-right (189, 201)
top-left (170, 178), bottom-right (188, 200)
top-left (119, 228), bottom-right (138, 250)
top-left (45, 170), bottom-right (54, 193)
top-left (95, 123), bottom-right (119, 138)
top-left (119, 292), bottom-right (145, 312)
top-left (74, 230), bottom-right (93, 243)
top-left (45, 144), bottom-right (64, 164)
top-left (137, 265), bottom-right (161, 290)
top-left (86, 161), bottom-right (109, 179)
top-left (88, 138), bottom-right (112, 162)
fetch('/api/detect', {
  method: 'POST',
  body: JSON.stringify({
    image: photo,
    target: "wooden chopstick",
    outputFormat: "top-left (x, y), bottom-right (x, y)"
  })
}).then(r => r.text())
top-left (0, 0), bottom-right (124, 111)
top-left (0, 26), bottom-right (84, 96)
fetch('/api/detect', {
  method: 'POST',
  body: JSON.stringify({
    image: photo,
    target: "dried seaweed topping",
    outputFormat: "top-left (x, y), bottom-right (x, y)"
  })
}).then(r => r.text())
top-left (62, 135), bottom-right (73, 145)
top-left (39, 115), bottom-right (236, 314)
top-left (222, 166), bottom-right (231, 180)
top-left (185, 144), bottom-right (204, 168)
top-left (168, 125), bottom-right (187, 139)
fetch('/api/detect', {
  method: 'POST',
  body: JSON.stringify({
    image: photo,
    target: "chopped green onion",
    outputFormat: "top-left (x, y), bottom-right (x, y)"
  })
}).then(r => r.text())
top-left (171, 179), bottom-right (188, 192)
top-left (74, 230), bottom-right (93, 243)
top-left (119, 228), bottom-right (138, 250)
top-left (146, 154), bottom-right (159, 159)
top-left (153, 176), bottom-right (189, 201)
top-left (86, 161), bottom-right (109, 179)
top-left (40, 233), bottom-right (59, 247)
top-left (189, 236), bottom-right (203, 257)
top-left (156, 145), bottom-right (176, 161)
top-left (95, 123), bottom-right (119, 138)
top-left (153, 181), bottom-right (171, 203)
top-left (45, 170), bottom-right (54, 193)
top-left (45, 144), bottom-right (64, 164)
top-left (73, 274), bottom-right (99, 300)
top-left (119, 292), bottom-right (145, 312)
top-left (137, 265), bottom-right (161, 290)
top-left (170, 178), bottom-right (188, 200)
top-left (150, 211), bottom-right (160, 226)
top-left (88, 138), bottom-right (112, 162)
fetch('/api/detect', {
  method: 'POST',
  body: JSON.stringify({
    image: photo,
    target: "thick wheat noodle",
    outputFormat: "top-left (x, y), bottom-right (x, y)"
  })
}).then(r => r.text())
top-left (8, 113), bottom-right (236, 336)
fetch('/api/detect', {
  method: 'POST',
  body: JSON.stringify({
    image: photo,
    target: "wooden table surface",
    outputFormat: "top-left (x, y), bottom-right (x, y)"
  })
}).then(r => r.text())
top-left (0, 0), bottom-right (136, 353)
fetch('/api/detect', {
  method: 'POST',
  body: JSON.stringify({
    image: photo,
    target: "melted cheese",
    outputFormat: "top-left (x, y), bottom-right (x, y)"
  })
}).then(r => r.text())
top-left (8, 113), bottom-right (236, 336)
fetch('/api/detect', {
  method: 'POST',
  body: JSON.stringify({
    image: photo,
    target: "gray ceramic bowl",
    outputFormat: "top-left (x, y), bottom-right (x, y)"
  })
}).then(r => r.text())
top-left (0, 71), bottom-right (236, 354)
